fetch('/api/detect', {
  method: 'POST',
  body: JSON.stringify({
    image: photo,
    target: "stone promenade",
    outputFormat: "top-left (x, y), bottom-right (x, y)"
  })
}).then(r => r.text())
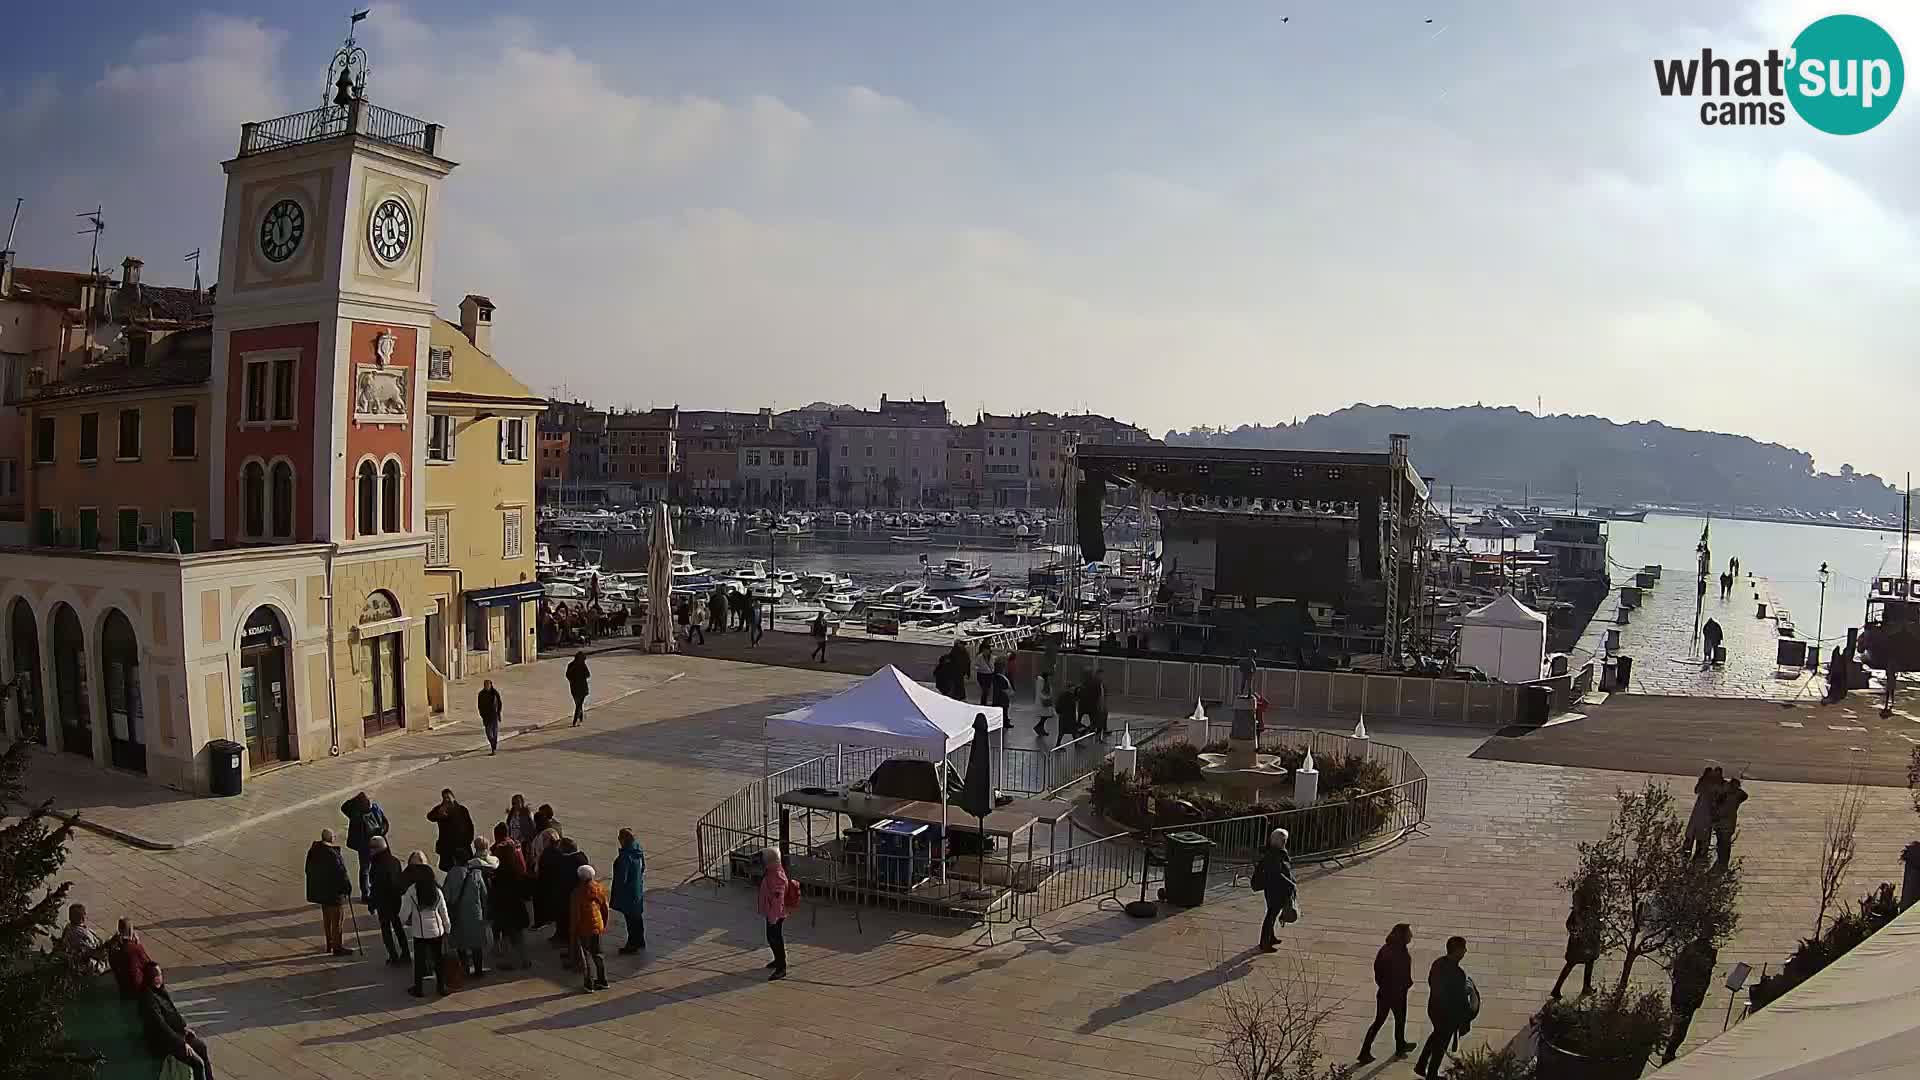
top-left (28, 647), bottom-right (1920, 1080)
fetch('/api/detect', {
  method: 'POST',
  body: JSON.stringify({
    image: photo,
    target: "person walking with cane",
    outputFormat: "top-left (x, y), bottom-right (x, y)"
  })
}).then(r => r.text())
top-left (477, 680), bottom-right (503, 755)
top-left (305, 829), bottom-right (354, 957)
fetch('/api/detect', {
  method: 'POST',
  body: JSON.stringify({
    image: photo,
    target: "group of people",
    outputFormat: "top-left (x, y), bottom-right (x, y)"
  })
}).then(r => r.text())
top-left (59, 907), bottom-right (211, 1079)
top-left (676, 587), bottom-right (765, 646)
top-left (1249, 830), bottom-right (1475, 1077)
top-left (319, 787), bottom-right (648, 996)
top-left (1684, 766), bottom-right (1749, 869)
top-left (928, 640), bottom-right (1110, 745)
top-left (539, 598), bottom-right (620, 649)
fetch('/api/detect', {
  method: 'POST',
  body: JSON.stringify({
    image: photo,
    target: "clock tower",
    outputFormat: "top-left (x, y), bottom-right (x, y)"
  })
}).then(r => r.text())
top-left (210, 26), bottom-right (455, 744)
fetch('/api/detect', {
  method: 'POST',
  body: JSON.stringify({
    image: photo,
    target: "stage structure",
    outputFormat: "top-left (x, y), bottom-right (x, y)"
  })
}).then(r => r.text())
top-left (1069, 435), bottom-right (1430, 666)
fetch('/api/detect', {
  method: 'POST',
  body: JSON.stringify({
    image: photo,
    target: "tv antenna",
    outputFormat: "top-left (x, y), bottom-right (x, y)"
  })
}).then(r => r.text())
top-left (3, 197), bottom-right (21, 256)
top-left (75, 206), bottom-right (105, 277)
top-left (184, 248), bottom-right (203, 294)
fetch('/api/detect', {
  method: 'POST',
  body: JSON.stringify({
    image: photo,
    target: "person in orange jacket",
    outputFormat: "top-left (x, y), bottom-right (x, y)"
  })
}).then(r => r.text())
top-left (569, 864), bottom-right (610, 993)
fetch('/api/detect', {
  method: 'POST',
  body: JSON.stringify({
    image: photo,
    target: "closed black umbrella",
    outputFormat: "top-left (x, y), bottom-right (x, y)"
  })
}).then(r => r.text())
top-left (958, 713), bottom-right (993, 886)
top-left (959, 713), bottom-right (992, 819)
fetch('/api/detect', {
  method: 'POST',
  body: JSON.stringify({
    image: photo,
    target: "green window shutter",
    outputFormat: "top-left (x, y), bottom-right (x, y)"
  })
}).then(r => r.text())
top-left (118, 509), bottom-right (140, 550)
top-left (34, 509), bottom-right (55, 546)
top-left (170, 511), bottom-right (195, 554)
top-left (78, 509), bottom-right (98, 549)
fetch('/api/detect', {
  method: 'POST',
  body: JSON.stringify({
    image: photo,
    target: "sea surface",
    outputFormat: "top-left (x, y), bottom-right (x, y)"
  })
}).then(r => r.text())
top-left (1603, 512), bottom-right (1911, 652)
top-left (547, 512), bottom-right (1911, 648)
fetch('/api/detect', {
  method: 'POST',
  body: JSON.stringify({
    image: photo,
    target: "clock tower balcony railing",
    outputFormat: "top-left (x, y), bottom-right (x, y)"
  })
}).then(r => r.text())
top-left (239, 99), bottom-right (442, 158)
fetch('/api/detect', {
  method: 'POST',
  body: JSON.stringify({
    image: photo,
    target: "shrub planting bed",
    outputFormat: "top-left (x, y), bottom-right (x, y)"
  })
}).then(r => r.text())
top-left (1090, 740), bottom-right (1403, 859)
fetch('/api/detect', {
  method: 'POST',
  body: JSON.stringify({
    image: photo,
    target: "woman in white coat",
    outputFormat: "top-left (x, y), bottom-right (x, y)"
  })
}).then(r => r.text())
top-left (398, 851), bottom-right (452, 997)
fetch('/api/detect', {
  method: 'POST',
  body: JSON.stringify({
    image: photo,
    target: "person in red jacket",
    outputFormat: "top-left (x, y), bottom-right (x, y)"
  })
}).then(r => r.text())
top-left (1358, 923), bottom-right (1418, 1064)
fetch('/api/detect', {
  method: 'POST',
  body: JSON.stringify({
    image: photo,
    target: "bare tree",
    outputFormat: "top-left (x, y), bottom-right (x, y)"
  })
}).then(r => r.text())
top-left (1562, 781), bottom-right (1741, 1002)
top-left (1207, 955), bottom-right (1356, 1080)
top-left (1816, 781), bottom-right (1866, 937)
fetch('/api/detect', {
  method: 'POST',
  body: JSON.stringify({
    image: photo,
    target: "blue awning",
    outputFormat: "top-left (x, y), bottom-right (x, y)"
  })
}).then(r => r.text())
top-left (466, 581), bottom-right (545, 608)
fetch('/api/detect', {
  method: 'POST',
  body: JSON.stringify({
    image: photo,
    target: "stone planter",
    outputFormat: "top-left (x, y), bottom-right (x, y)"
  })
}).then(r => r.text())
top-left (1537, 1038), bottom-right (1649, 1080)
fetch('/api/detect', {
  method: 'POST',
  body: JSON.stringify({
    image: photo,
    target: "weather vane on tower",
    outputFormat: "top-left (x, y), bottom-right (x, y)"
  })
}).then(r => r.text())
top-left (326, 9), bottom-right (372, 107)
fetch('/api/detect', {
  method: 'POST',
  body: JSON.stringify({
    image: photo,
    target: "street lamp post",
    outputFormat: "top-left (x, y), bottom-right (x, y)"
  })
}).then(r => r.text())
top-left (1814, 561), bottom-right (1830, 672)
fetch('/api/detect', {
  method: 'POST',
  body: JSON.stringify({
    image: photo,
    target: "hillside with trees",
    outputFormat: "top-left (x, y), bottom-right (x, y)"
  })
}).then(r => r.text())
top-left (1166, 405), bottom-right (1905, 518)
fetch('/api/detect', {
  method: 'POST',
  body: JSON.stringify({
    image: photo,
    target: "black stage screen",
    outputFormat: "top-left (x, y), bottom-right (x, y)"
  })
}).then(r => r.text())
top-left (1214, 520), bottom-right (1350, 603)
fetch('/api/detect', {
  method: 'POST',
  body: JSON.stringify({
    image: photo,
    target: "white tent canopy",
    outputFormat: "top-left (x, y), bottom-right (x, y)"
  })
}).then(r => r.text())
top-left (1650, 901), bottom-right (1920, 1080)
top-left (1458, 593), bottom-right (1548, 684)
top-left (764, 665), bottom-right (1004, 758)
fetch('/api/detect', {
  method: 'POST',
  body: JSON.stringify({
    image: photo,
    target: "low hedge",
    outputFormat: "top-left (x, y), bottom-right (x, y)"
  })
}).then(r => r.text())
top-left (1749, 883), bottom-right (1899, 1011)
top-left (1089, 740), bottom-right (1400, 858)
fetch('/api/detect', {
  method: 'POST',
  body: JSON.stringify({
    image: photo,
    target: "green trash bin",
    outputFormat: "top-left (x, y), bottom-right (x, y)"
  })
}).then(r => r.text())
top-left (1161, 831), bottom-right (1213, 908)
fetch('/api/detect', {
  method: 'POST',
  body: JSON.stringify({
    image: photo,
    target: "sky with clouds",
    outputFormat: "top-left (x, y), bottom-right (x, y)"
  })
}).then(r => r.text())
top-left (1, 1), bottom-right (1913, 476)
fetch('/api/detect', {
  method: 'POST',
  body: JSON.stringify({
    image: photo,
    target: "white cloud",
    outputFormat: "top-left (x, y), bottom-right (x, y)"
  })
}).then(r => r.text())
top-left (0, 6), bottom-right (1913, 476)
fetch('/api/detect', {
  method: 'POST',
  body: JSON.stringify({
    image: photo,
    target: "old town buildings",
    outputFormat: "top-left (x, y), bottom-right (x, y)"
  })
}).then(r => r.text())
top-left (0, 67), bottom-right (540, 793)
top-left (539, 397), bottom-right (1156, 509)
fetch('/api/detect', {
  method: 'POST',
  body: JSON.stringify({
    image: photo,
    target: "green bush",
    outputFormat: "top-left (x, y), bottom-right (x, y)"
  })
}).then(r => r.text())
top-left (1539, 991), bottom-right (1669, 1069)
top-left (1444, 1044), bottom-right (1535, 1080)
top-left (1087, 748), bottom-right (1401, 858)
top-left (1749, 883), bottom-right (1899, 1011)
top-left (1139, 743), bottom-right (1205, 785)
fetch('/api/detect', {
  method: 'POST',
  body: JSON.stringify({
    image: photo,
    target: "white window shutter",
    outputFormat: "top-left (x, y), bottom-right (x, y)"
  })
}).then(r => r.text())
top-left (445, 415), bottom-right (456, 461)
top-left (498, 418), bottom-right (508, 462)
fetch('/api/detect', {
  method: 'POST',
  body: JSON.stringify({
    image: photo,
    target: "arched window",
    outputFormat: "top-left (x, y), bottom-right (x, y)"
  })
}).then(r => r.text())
top-left (381, 460), bottom-right (402, 533)
top-left (270, 461), bottom-right (294, 539)
top-left (356, 460), bottom-right (378, 536)
top-left (241, 461), bottom-right (266, 538)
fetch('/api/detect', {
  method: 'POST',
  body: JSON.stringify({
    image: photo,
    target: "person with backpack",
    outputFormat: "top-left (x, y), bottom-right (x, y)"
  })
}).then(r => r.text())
top-left (758, 845), bottom-right (798, 981)
top-left (1252, 827), bottom-right (1298, 953)
top-left (1414, 936), bottom-right (1476, 1079)
top-left (444, 837), bottom-right (497, 978)
top-left (339, 791), bottom-right (389, 903)
top-left (1357, 923), bottom-right (1418, 1064)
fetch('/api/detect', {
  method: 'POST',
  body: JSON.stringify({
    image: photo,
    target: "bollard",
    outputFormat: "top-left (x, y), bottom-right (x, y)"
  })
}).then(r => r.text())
top-left (1187, 699), bottom-right (1210, 746)
top-left (1352, 716), bottom-right (1369, 741)
top-left (1294, 750), bottom-right (1320, 805)
top-left (1114, 727), bottom-right (1138, 778)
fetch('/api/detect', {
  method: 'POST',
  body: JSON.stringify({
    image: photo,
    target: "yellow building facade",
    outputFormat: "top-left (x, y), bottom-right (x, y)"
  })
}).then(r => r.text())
top-left (421, 299), bottom-right (544, 681)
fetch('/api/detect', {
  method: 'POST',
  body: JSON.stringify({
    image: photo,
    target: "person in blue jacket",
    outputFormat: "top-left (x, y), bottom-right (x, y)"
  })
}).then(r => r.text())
top-left (611, 828), bottom-right (647, 954)
top-left (340, 790), bottom-right (389, 903)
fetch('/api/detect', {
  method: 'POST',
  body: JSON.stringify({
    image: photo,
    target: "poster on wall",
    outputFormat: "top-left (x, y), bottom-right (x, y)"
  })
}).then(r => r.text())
top-left (240, 667), bottom-right (260, 737)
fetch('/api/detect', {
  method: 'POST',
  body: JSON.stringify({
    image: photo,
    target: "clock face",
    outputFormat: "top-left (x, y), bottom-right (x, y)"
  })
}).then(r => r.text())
top-left (368, 196), bottom-right (413, 265)
top-left (259, 199), bottom-right (305, 263)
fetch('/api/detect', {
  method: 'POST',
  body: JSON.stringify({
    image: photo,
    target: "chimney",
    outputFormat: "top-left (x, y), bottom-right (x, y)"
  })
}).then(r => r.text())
top-left (121, 256), bottom-right (142, 287)
top-left (459, 294), bottom-right (494, 354)
top-left (0, 250), bottom-right (11, 298)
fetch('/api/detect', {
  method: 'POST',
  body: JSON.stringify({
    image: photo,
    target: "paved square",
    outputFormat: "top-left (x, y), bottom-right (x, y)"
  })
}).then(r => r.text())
top-left (32, 648), bottom-right (1920, 1079)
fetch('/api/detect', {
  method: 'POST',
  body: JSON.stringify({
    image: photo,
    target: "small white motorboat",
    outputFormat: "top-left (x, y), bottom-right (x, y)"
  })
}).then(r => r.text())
top-left (876, 581), bottom-right (926, 603)
top-left (902, 594), bottom-right (960, 620)
top-left (925, 557), bottom-right (991, 592)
